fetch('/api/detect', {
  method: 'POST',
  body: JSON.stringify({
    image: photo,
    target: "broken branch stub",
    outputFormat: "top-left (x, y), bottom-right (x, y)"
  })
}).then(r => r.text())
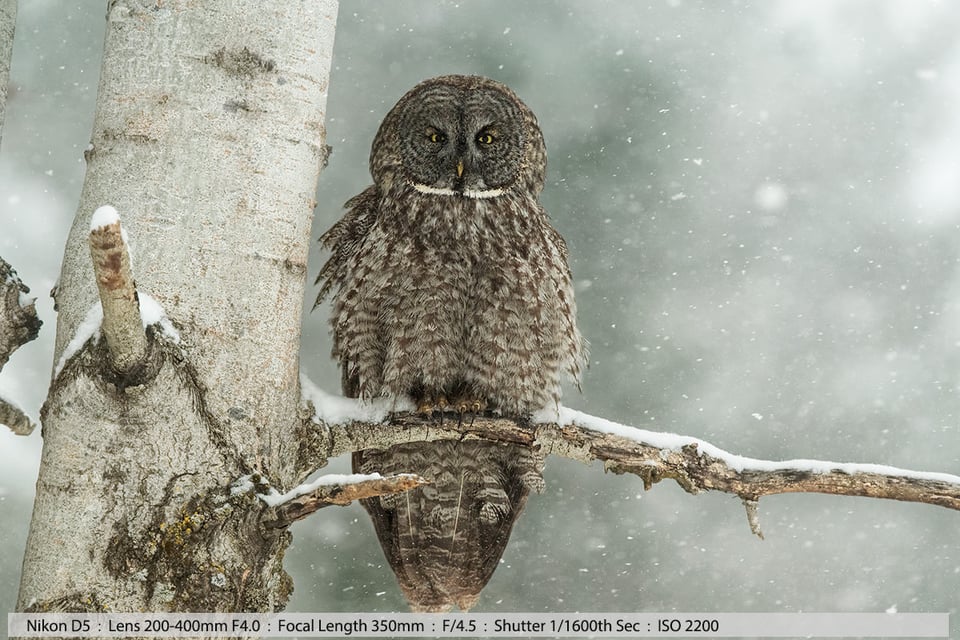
top-left (88, 213), bottom-right (146, 374)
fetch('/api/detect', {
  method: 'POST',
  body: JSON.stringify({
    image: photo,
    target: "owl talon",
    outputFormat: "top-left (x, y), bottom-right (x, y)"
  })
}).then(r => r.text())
top-left (452, 398), bottom-right (486, 414)
top-left (449, 397), bottom-right (486, 428)
top-left (437, 395), bottom-right (449, 425)
top-left (417, 394), bottom-right (450, 424)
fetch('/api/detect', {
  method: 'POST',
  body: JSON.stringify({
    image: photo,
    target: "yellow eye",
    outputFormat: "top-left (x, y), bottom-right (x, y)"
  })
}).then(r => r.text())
top-left (428, 131), bottom-right (446, 144)
top-left (476, 132), bottom-right (495, 145)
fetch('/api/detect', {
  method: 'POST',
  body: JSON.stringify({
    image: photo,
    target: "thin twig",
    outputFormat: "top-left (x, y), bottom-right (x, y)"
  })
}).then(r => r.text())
top-left (261, 473), bottom-right (429, 529)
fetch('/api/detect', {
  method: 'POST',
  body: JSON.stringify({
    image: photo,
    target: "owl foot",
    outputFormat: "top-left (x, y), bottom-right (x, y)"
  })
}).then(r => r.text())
top-left (454, 398), bottom-right (485, 414)
top-left (413, 389), bottom-right (488, 426)
top-left (452, 397), bottom-right (487, 427)
top-left (416, 394), bottom-right (449, 423)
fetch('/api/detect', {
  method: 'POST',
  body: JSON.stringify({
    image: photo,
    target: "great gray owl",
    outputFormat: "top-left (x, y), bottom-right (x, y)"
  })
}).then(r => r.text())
top-left (315, 75), bottom-right (586, 611)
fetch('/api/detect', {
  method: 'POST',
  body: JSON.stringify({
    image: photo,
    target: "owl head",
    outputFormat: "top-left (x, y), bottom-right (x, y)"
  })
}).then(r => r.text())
top-left (369, 75), bottom-right (547, 199)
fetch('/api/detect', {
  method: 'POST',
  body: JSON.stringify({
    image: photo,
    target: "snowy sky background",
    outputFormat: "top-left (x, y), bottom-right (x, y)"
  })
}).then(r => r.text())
top-left (2, 0), bottom-right (960, 633)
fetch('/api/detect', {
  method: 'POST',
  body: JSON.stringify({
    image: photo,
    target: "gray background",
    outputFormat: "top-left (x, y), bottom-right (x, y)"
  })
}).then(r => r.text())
top-left (1, 1), bottom-right (958, 636)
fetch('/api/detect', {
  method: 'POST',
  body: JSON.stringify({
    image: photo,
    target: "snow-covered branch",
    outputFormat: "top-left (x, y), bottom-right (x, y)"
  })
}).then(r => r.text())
top-left (1, 256), bottom-right (41, 435)
top-left (249, 472), bottom-right (429, 529)
top-left (88, 206), bottom-right (146, 374)
top-left (301, 383), bottom-right (960, 536)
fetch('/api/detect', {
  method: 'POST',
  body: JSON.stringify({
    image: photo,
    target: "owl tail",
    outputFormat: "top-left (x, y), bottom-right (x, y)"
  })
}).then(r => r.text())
top-left (353, 440), bottom-right (544, 611)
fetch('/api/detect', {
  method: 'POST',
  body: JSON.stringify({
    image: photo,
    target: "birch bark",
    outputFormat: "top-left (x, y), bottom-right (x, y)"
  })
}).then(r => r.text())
top-left (18, 0), bottom-right (337, 614)
top-left (0, 0), bottom-right (15, 149)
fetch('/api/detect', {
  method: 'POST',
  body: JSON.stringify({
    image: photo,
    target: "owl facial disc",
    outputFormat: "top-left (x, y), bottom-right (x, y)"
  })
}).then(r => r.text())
top-left (379, 77), bottom-right (529, 198)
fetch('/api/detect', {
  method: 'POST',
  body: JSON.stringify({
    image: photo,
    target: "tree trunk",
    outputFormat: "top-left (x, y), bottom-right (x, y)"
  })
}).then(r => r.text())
top-left (0, 0), bottom-right (15, 150)
top-left (18, 0), bottom-right (337, 614)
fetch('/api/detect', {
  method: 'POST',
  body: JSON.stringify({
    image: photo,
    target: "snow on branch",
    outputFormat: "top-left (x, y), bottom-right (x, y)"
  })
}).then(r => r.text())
top-left (53, 295), bottom-right (180, 379)
top-left (235, 472), bottom-right (429, 530)
top-left (1, 256), bottom-right (41, 434)
top-left (88, 205), bottom-right (146, 374)
top-left (302, 385), bottom-right (960, 536)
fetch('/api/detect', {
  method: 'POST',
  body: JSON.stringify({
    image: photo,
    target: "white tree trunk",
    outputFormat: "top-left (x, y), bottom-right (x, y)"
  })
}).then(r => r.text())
top-left (18, 0), bottom-right (337, 614)
top-left (0, 0), bottom-right (15, 150)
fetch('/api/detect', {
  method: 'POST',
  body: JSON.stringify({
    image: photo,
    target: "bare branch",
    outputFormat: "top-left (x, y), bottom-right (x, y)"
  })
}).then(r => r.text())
top-left (0, 256), bottom-right (42, 370)
top-left (88, 207), bottom-right (146, 373)
top-left (260, 474), bottom-right (429, 529)
top-left (0, 398), bottom-right (34, 436)
top-left (312, 407), bottom-right (960, 529)
top-left (1, 257), bottom-right (41, 435)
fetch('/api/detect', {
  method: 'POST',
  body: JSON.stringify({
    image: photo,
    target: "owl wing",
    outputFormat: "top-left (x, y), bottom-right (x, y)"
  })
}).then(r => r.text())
top-left (541, 214), bottom-right (589, 385)
top-left (313, 185), bottom-right (381, 309)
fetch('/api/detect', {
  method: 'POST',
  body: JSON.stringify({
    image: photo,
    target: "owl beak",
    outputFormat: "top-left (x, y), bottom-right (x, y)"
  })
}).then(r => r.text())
top-left (456, 160), bottom-right (464, 178)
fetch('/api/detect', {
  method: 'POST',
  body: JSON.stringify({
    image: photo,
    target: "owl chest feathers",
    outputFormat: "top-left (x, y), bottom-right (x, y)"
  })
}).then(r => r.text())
top-left (350, 188), bottom-right (541, 306)
top-left (388, 186), bottom-right (530, 248)
top-left (330, 185), bottom-right (582, 413)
